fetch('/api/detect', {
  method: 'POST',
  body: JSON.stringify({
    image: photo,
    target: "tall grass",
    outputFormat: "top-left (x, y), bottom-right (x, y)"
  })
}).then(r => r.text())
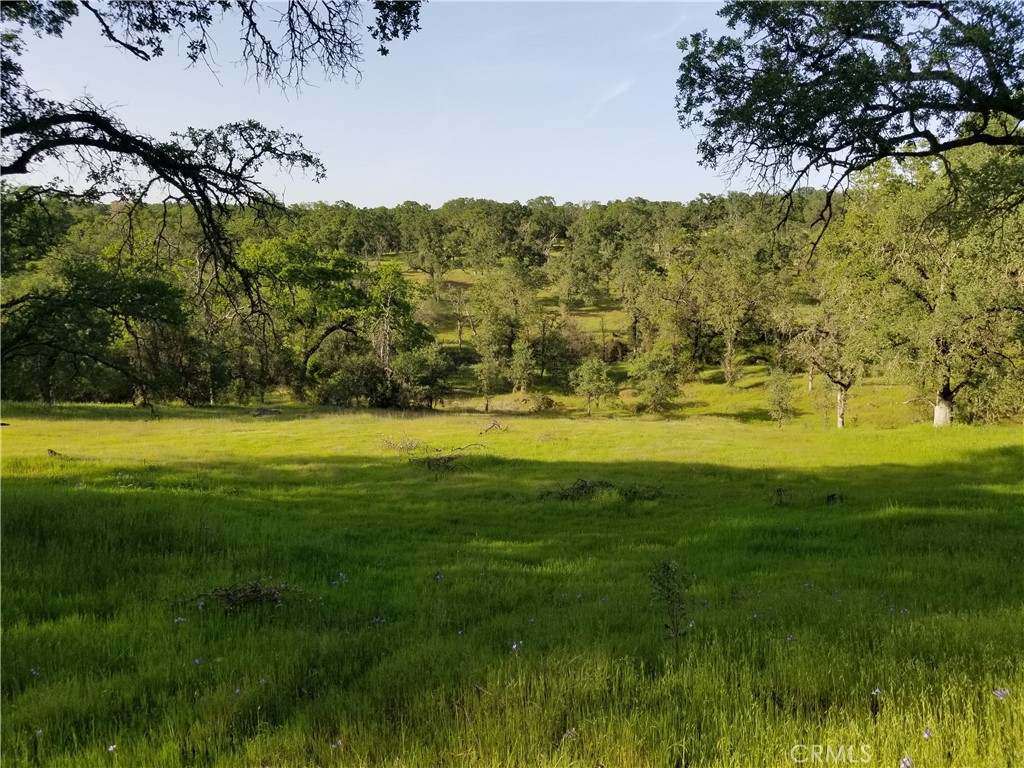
top-left (2, 403), bottom-right (1021, 766)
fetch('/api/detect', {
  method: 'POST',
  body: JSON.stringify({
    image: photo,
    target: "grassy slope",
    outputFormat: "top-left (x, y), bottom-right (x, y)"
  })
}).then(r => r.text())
top-left (2, 397), bottom-right (1022, 767)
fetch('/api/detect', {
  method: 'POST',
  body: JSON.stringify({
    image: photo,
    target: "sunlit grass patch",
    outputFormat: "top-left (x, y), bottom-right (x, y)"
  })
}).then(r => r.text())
top-left (2, 408), bottom-right (1022, 765)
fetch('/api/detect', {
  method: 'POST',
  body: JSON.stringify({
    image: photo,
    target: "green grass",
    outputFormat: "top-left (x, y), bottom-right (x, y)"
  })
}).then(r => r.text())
top-left (2, 402), bottom-right (1022, 766)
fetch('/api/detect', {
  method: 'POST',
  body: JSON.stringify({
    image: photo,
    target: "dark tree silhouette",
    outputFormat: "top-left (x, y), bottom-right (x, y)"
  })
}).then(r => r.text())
top-left (1, 1), bottom-right (422, 282)
top-left (676, 1), bottom-right (1024, 227)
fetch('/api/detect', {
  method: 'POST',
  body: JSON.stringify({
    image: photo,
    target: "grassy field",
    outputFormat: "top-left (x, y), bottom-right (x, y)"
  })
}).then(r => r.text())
top-left (2, 396), bottom-right (1022, 766)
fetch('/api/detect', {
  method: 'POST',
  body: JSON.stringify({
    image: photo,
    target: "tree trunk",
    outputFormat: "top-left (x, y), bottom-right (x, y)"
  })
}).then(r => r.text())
top-left (933, 379), bottom-right (954, 427)
top-left (836, 385), bottom-right (847, 429)
top-left (808, 367), bottom-right (814, 392)
top-left (587, 397), bottom-right (593, 417)
top-left (722, 335), bottom-right (736, 385)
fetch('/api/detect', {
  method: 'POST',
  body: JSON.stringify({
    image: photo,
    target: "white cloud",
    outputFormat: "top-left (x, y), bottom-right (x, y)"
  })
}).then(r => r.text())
top-left (586, 79), bottom-right (635, 118)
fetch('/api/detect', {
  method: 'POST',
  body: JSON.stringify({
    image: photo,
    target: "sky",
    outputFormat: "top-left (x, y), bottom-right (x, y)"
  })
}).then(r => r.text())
top-left (16, 2), bottom-right (738, 208)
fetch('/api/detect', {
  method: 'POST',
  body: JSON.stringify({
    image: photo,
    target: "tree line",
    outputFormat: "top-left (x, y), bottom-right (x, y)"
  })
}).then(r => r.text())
top-left (2, 139), bottom-right (1022, 426)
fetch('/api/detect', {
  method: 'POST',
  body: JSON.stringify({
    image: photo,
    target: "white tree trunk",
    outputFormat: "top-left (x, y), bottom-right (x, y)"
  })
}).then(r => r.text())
top-left (933, 380), bottom-right (954, 427)
top-left (836, 387), bottom-right (847, 429)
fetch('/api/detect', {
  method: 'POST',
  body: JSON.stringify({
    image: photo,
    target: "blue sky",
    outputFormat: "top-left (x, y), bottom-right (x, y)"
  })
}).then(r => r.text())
top-left (18, 2), bottom-right (736, 207)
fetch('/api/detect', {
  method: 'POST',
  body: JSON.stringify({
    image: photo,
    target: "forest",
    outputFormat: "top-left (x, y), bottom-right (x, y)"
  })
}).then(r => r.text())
top-left (3, 137), bottom-right (1022, 427)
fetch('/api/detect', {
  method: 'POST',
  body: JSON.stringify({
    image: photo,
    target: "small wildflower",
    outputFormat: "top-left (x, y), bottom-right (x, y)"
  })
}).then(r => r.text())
top-left (786, 634), bottom-right (794, 642)
top-left (234, 688), bottom-right (241, 696)
top-left (871, 688), bottom-right (881, 696)
top-left (173, 617), bottom-right (186, 624)
top-left (434, 573), bottom-right (444, 581)
top-left (994, 688), bottom-right (1010, 701)
top-left (901, 608), bottom-right (909, 614)
top-left (197, 601), bottom-right (206, 610)
top-left (457, 629), bottom-right (465, 635)
top-left (338, 572), bottom-right (348, 584)
top-left (899, 757), bottom-right (913, 768)
top-left (564, 727), bottom-right (578, 740)
top-left (35, 729), bottom-right (43, 736)
top-left (331, 580), bottom-right (339, 587)
top-left (512, 640), bottom-right (523, 652)
top-left (30, 667), bottom-right (40, 677)
top-left (330, 738), bottom-right (344, 749)
top-left (193, 657), bottom-right (202, 666)
top-left (922, 728), bottom-right (932, 739)
top-left (688, 620), bottom-right (695, 628)
top-left (599, 596), bottom-right (607, 604)
top-left (576, 594), bottom-right (583, 600)
top-left (803, 583), bottom-right (814, 588)
top-left (528, 617), bottom-right (535, 624)
top-left (108, 744), bottom-right (117, 753)
top-left (372, 616), bottom-right (385, 624)
top-left (258, 678), bottom-right (267, 686)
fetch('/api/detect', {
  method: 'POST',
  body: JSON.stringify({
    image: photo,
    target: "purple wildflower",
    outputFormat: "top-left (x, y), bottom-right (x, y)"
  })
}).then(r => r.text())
top-left (994, 688), bottom-right (1009, 701)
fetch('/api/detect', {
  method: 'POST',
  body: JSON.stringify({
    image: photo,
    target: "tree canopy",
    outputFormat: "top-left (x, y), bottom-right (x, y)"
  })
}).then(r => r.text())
top-left (1, 0), bottom-right (422, 281)
top-left (676, 1), bottom-right (1024, 220)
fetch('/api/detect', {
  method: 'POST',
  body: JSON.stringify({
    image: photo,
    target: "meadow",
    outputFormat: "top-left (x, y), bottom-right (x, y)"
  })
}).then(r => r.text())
top-left (2, 389), bottom-right (1022, 767)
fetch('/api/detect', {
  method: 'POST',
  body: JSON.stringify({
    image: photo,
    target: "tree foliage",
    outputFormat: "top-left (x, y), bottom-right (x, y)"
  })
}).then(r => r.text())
top-left (3, 181), bottom-right (1020, 424)
top-left (677, 1), bottom-right (1024, 222)
top-left (1, 0), bottom-right (422, 285)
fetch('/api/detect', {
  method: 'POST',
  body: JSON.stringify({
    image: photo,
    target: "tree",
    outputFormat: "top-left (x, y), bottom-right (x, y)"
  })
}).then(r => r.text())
top-left (831, 146), bottom-right (1024, 426)
top-left (570, 357), bottom-right (617, 416)
top-left (508, 338), bottom-right (535, 393)
top-left (1, 0), bottom-right (422, 286)
top-left (677, 1), bottom-right (1024, 225)
top-left (236, 224), bottom-right (361, 400)
top-left (628, 348), bottom-right (681, 413)
top-left (789, 303), bottom-right (866, 430)
top-left (786, 244), bottom-right (875, 430)
top-left (364, 261), bottom-right (428, 378)
top-left (0, 199), bottom-right (189, 403)
top-left (474, 353), bottom-right (506, 413)
top-left (470, 261), bottom-right (542, 361)
top-left (766, 367), bottom-right (795, 427)
top-left (392, 343), bottom-right (453, 409)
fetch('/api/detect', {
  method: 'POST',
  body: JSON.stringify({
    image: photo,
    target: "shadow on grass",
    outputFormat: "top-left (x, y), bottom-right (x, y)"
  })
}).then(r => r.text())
top-left (703, 406), bottom-right (812, 424)
top-left (2, 442), bottom-right (1022, 762)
